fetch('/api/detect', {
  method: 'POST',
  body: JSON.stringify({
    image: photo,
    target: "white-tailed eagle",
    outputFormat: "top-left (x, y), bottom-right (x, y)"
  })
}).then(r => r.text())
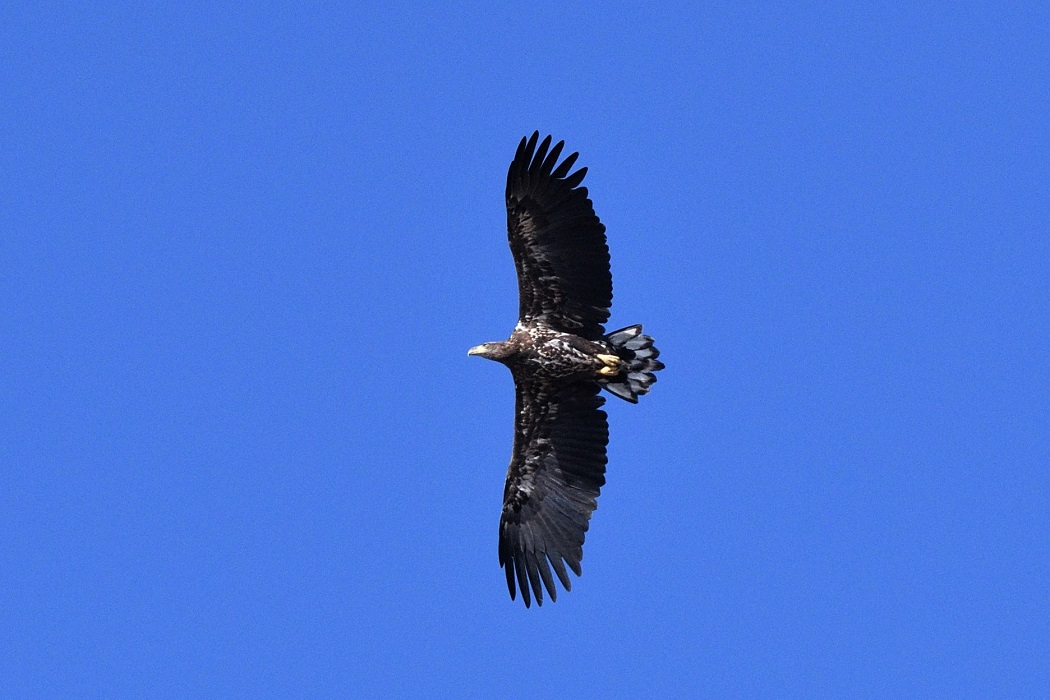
top-left (469, 132), bottom-right (663, 607)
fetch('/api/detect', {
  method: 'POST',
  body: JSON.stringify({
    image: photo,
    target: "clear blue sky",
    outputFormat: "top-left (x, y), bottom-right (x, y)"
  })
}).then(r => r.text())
top-left (3, 2), bottom-right (1048, 697)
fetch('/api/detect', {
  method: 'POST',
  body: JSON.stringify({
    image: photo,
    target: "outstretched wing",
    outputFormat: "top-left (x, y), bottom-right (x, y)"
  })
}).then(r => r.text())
top-left (506, 132), bottom-right (612, 340)
top-left (498, 377), bottom-right (609, 607)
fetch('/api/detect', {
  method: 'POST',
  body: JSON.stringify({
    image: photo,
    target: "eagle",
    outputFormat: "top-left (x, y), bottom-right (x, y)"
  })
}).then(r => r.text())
top-left (469, 132), bottom-right (664, 607)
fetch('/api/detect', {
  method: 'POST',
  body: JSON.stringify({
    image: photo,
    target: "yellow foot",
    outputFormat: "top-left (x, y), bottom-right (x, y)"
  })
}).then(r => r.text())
top-left (596, 354), bottom-right (622, 376)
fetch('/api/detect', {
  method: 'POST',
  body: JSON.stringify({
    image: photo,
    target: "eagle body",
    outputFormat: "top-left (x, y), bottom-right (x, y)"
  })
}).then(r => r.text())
top-left (469, 133), bottom-right (664, 607)
top-left (472, 322), bottom-right (615, 382)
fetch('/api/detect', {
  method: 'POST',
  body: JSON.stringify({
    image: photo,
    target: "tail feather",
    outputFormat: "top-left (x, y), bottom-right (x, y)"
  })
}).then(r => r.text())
top-left (601, 325), bottom-right (663, 403)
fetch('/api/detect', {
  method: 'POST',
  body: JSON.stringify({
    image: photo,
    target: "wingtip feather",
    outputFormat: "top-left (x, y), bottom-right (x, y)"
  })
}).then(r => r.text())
top-left (563, 167), bottom-right (587, 189)
top-left (550, 151), bottom-right (579, 180)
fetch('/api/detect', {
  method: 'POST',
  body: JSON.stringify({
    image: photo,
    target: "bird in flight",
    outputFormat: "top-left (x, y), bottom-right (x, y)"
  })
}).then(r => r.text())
top-left (469, 132), bottom-right (664, 607)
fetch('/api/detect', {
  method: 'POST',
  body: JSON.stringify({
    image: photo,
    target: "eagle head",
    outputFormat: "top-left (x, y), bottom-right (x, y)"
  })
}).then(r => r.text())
top-left (468, 341), bottom-right (515, 363)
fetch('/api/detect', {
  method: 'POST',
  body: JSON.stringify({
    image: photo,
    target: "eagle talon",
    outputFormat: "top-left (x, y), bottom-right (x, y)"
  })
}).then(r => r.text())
top-left (596, 354), bottom-right (622, 375)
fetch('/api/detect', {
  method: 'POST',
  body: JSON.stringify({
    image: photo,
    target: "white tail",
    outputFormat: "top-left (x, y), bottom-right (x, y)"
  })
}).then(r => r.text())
top-left (600, 325), bottom-right (664, 403)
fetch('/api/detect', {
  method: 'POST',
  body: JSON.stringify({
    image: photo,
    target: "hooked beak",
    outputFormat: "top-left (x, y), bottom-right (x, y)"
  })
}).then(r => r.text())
top-left (467, 345), bottom-right (487, 357)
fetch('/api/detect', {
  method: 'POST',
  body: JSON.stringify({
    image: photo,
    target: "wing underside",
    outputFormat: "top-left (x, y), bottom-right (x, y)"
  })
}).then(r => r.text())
top-left (506, 132), bottom-right (612, 340)
top-left (498, 378), bottom-right (609, 607)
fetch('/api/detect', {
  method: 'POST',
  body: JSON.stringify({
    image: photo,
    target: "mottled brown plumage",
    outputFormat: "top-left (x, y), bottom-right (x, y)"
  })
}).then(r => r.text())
top-left (469, 133), bottom-right (663, 607)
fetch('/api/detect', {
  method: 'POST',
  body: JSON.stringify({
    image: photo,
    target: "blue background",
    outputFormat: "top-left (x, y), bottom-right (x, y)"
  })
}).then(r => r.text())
top-left (3, 2), bottom-right (1048, 697)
